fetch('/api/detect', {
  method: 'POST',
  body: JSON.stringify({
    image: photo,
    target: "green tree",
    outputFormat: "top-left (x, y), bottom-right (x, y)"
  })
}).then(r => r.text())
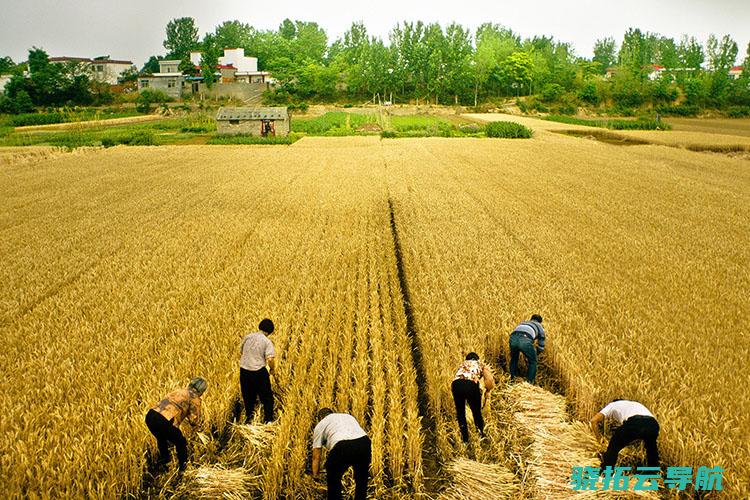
top-left (706, 34), bottom-right (738, 72)
top-left (201, 33), bottom-right (221, 88)
top-left (164, 17), bottom-right (199, 61)
top-left (214, 20), bottom-right (253, 51)
top-left (500, 51), bottom-right (534, 96)
top-left (592, 37), bottom-right (617, 73)
top-left (678, 36), bottom-right (704, 70)
top-left (0, 56), bottom-right (15, 74)
top-left (655, 37), bottom-right (679, 68)
top-left (141, 55), bottom-right (163, 74)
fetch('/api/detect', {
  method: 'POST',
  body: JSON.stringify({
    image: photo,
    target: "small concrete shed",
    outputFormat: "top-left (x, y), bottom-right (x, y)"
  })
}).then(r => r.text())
top-left (215, 107), bottom-right (290, 136)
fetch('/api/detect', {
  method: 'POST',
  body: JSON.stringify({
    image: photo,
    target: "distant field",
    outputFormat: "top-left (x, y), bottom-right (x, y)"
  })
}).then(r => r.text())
top-left (666, 117), bottom-right (750, 137)
top-left (2, 133), bottom-right (749, 497)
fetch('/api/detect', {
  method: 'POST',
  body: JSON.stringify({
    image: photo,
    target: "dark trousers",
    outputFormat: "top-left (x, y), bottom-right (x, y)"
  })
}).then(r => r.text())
top-left (326, 436), bottom-right (371, 500)
top-left (602, 416), bottom-right (660, 471)
top-left (240, 367), bottom-right (274, 423)
top-left (451, 378), bottom-right (484, 442)
top-left (145, 409), bottom-right (188, 470)
top-left (509, 331), bottom-right (538, 383)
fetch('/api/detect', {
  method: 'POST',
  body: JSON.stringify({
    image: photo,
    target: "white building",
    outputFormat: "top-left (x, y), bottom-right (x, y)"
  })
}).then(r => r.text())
top-left (190, 48), bottom-right (271, 83)
top-left (729, 66), bottom-right (744, 80)
top-left (49, 56), bottom-right (134, 85)
top-left (137, 60), bottom-right (185, 98)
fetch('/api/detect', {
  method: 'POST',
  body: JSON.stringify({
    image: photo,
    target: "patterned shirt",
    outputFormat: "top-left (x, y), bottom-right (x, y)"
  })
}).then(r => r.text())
top-left (454, 360), bottom-right (485, 384)
top-left (151, 388), bottom-right (202, 427)
top-left (240, 331), bottom-right (276, 371)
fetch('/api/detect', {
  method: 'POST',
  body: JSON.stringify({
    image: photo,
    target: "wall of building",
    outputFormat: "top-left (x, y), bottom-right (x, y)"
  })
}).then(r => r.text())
top-left (194, 82), bottom-right (268, 100)
top-left (92, 63), bottom-right (131, 85)
top-left (217, 118), bottom-right (289, 136)
top-left (138, 77), bottom-right (184, 98)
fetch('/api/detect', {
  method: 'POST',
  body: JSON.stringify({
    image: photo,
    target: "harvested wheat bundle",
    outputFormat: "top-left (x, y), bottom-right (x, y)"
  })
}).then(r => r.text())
top-left (216, 423), bottom-right (278, 469)
top-left (439, 458), bottom-right (519, 500)
top-left (175, 465), bottom-right (259, 499)
top-left (508, 383), bottom-right (657, 499)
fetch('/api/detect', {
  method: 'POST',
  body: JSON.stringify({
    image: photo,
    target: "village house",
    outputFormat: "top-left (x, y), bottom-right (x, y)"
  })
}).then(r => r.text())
top-left (729, 66), bottom-right (745, 80)
top-left (215, 107), bottom-right (290, 137)
top-left (49, 56), bottom-right (134, 85)
top-left (137, 59), bottom-right (185, 98)
top-left (190, 48), bottom-right (271, 84)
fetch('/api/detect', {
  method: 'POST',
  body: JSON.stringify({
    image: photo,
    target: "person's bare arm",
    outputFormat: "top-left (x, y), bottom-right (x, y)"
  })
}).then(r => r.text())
top-left (267, 356), bottom-right (276, 376)
top-left (311, 447), bottom-right (322, 478)
top-left (482, 366), bottom-right (495, 391)
top-left (590, 412), bottom-right (605, 439)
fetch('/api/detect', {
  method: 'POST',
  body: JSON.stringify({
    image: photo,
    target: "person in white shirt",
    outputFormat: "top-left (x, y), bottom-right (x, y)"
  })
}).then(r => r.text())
top-left (590, 399), bottom-right (660, 473)
top-left (239, 318), bottom-right (276, 423)
top-left (311, 408), bottom-right (371, 500)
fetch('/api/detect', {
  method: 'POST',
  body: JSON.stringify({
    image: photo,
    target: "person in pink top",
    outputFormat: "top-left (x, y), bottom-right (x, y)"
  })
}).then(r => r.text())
top-left (451, 352), bottom-right (495, 442)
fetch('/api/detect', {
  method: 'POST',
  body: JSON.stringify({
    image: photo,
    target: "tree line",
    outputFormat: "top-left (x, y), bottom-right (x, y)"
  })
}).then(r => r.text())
top-left (2, 17), bottom-right (749, 115)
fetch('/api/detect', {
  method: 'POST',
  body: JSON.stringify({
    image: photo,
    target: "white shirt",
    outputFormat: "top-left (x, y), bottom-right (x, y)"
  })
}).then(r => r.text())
top-left (599, 400), bottom-right (654, 425)
top-left (239, 331), bottom-right (275, 371)
top-left (312, 413), bottom-right (367, 451)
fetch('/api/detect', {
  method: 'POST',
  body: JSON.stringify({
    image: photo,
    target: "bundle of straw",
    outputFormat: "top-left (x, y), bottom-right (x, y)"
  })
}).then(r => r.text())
top-left (175, 465), bottom-right (259, 499)
top-left (508, 383), bottom-right (657, 499)
top-left (439, 458), bottom-right (520, 499)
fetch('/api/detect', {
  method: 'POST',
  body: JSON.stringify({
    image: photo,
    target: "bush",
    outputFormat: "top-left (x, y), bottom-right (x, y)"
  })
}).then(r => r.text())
top-left (655, 105), bottom-right (700, 117)
top-left (207, 133), bottom-right (298, 145)
top-left (540, 83), bottom-right (564, 103)
top-left (288, 102), bottom-right (309, 112)
top-left (485, 121), bottom-right (533, 138)
top-left (135, 90), bottom-right (170, 114)
top-left (9, 112), bottom-right (64, 126)
top-left (458, 123), bottom-right (483, 134)
top-left (578, 82), bottom-right (601, 105)
top-left (380, 130), bottom-right (397, 138)
top-left (0, 90), bottom-right (35, 114)
top-left (727, 106), bottom-right (750, 118)
top-left (101, 131), bottom-right (155, 147)
top-left (343, 103), bottom-right (354, 108)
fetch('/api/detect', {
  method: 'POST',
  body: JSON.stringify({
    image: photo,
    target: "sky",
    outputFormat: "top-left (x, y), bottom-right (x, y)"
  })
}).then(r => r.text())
top-left (0, 0), bottom-right (748, 68)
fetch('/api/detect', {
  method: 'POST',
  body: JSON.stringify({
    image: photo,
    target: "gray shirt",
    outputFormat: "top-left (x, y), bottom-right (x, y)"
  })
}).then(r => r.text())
top-left (239, 331), bottom-right (275, 371)
top-left (312, 413), bottom-right (367, 451)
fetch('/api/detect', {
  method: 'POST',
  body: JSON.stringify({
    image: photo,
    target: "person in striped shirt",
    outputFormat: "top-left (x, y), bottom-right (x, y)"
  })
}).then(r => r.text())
top-left (509, 314), bottom-right (545, 384)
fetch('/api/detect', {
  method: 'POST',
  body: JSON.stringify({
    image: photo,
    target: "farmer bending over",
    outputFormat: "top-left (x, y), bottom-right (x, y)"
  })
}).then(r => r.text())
top-left (312, 408), bottom-right (371, 500)
top-left (590, 399), bottom-right (660, 474)
top-left (145, 377), bottom-right (207, 472)
top-left (452, 352), bottom-right (495, 442)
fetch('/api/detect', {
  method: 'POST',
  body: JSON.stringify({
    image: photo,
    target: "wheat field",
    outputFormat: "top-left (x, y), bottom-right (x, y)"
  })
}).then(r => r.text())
top-left (1, 131), bottom-right (748, 498)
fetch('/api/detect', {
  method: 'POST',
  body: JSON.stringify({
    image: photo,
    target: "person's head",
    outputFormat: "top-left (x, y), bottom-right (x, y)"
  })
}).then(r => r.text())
top-left (317, 407), bottom-right (334, 422)
top-left (465, 352), bottom-right (480, 361)
top-left (530, 314), bottom-right (543, 323)
top-left (259, 318), bottom-right (274, 334)
top-left (188, 377), bottom-right (208, 396)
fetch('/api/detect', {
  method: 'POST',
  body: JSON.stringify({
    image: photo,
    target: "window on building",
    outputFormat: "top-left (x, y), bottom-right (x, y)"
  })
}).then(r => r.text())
top-left (168, 80), bottom-right (176, 88)
top-left (95, 65), bottom-right (104, 72)
top-left (140, 80), bottom-right (149, 88)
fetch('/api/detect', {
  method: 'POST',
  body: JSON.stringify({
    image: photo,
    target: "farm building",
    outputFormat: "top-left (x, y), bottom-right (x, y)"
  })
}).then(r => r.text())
top-left (215, 107), bottom-right (290, 136)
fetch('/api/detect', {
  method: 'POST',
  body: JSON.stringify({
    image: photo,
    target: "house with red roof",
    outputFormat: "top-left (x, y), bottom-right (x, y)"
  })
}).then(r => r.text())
top-left (728, 66), bottom-right (745, 80)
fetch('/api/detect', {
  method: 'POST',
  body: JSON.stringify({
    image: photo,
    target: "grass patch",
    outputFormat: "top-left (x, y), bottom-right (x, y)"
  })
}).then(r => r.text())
top-left (485, 121), bottom-right (533, 138)
top-left (542, 115), bottom-right (670, 130)
top-left (291, 112), bottom-right (377, 135)
top-left (206, 134), bottom-right (300, 145)
top-left (4, 108), bottom-right (141, 127)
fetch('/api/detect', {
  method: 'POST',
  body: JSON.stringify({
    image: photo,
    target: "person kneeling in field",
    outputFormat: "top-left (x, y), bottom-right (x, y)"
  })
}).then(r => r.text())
top-left (145, 377), bottom-right (207, 472)
top-left (452, 352), bottom-right (495, 442)
top-left (590, 399), bottom-right (660, 474)
top-left (311, 408), bottom-right (371, 500)
top-left (509, 314), bottom-right (545, 384)
top-left (239, 318), bottom-right (277, 423)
